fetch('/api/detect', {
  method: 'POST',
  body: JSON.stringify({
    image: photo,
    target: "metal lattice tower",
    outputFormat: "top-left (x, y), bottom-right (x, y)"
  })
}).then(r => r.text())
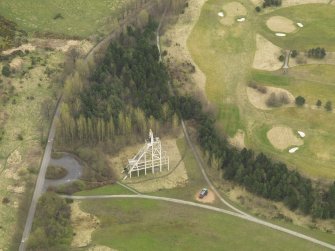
top-left (123, 129), bottom-right (169, 179)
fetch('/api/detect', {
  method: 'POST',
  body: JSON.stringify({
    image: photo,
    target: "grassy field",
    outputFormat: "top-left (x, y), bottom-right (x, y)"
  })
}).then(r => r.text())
top-left (80, 198), bottom-right (327, 251)
top-left (259, 4), bottom-right (335, 51)
top-left (0, 50), bottom-right (63, 249)
top-left (75, 183), bottom-right (134, 196)
top-left (188, 0), bottom-right (335, 179)
top-left (0, 0), bottom-right (127, 38)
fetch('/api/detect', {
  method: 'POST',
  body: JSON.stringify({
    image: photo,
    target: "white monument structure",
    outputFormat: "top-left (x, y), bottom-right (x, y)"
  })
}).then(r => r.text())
top-left (123, 129), bottom-right (169, 179)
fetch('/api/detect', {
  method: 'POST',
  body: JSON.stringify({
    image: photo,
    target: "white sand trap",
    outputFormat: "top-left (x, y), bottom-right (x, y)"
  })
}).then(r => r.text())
top-left (247, 86), bottom-right (295, 110)
top-left (220, 2), bottom-right (247, 26)
top-left (267, 16), bottom-right (296, 33)
top-left (218, 12), bottom-right (224, 17)
top-left (289, 147), bottom-right (299, 153)
top-left (267, 126), bottom-right (304, 150)
top-left (275, 33), bottom-right (287, 37)
top-left (297, 22), bottom-right (304, 28)
top-left (253, 34), bottom-right (283, 71)
top-left (297, 131), bottom-right (305, 138)
top-left (282, 0), bottom-right (328, 7)
top-left (237, 17), bottom-right (246, 22)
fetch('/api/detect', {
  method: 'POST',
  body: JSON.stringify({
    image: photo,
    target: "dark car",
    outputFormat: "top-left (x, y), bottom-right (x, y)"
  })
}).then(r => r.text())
top-left (199, 188), bottom-right (208, 199)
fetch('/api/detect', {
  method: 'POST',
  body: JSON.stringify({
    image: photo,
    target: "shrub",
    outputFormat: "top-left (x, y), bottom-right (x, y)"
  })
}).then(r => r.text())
top-left (2, 65), bottom-right (11, 77)
top-left (278, 55), bottom-right (285, 62)
top-left (266, 92), bottom-right (289, 107)
top-left (307, 47), bottom-right (326, 59)
top-left (316, 99), bottom-right (322, 108)
top-left (2, 197), bottom-right (10, 204)
top-left (291, 50), bottom-right (298, 58)
top-left (325, 101), bottom-right (332, 111)
top-left (255, 6), bottom-right (261, 12)
top-left (53, 13), bottom-right (64, 20)
top-left (295, 96), bottom-right (305, 106)
top-left (17, 134), bottom-right (23, 141)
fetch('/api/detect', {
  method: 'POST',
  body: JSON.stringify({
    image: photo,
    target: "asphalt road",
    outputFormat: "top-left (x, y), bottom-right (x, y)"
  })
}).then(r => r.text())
top-left (43, 154), bottom-right (83, 192)
top-left (19, 100), bottom-right (61, 251)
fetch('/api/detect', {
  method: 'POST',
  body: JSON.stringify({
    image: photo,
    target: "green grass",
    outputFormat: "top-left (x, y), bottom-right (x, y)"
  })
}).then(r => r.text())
top-left (259, 4), bottom-right (335, 51)
top-left (188, 0), bottom-right (335, 179)
top-left (80, 198), bottom-right (327, 251)
top-left (0, 0), bottom-right (127, 37)
top-left (75, 183), bottom-right (134, 196)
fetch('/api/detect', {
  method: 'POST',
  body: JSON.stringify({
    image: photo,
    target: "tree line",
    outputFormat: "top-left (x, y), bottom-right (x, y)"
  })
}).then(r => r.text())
top-left (172, 95), bottom-right (335, 219)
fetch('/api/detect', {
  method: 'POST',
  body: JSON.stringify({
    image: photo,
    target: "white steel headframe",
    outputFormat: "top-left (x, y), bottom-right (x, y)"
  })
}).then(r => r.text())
top-left (123, 129), bottom-right (169, 179)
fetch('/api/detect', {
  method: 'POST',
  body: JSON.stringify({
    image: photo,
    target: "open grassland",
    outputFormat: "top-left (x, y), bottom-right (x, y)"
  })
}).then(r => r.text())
top-left (0, 0), bottom-right (127, 38)
top-left (0, 51), bottom-right (63, 249)
top-left (75, 183), bottom-right (134, 196)
top-left (80, 198), bottom-right (327, 251)
top-left (259, 4), bottom-right (335, 51)
top-left (188, 0), bottom-right (335, 179)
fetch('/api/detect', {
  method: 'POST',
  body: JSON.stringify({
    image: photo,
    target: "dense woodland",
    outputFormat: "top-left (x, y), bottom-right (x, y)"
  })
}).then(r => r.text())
top-left (59, 19), bottom-right (178, 145)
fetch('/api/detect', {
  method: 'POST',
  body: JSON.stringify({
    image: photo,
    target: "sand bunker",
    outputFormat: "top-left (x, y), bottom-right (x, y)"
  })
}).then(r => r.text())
top-left (297, 22), bottom-right (304, 28)
top-left (267, 126), bottom-right (304, 150)
top-left (71, 202), bottom-right (100, 248)
top-left (247, 86), bottom-right (295, 110)
top-left (297, 131), bottom-right (305, 137)
top-left (282, 0), bottom-right (328, 7)
top-left (266, 16), bottom-right (297, 33)
top-left (237, 17), bottom-right (246, 22)
top-left (275, 33), bottom-right (287, 37)
top-left (195, 189), bottom-right (215, 204)
top-left (228, 130), bottom-right (245, 149)
top-left (253, 34), bottom-right (283, 71)
top-left (218, 12), bottom-right (224, 17)
top-left (289, 147), bottom-right (299, 153)
top-left (220, 2), bottom-right (247, 26)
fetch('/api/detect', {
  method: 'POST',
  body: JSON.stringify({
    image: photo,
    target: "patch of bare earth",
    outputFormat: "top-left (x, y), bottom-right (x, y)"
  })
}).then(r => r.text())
top-left (220, 2), bottom-right (247, 26)
top-left (266, 16), bottom-right (297, 33)
top-left (162, 0), bottom-right (207, 95)
top-left (71, 202), bottom-right (100, 248)
top-left (282, 0), bottom-right (329, 7)
top-left (2, 39), bottom-right (93, 56)
top-left (267, 126), bottom-right (304, 150)
top-left (109, 137), bottom-right (188, 193)
top-left (253, 34), bottom-right (283, 71)
top-left (228, 129), bottom-right (246, 149)
top-left (9, 58), bottom-right (23, 72)
top-left (2, 44), bottom-right (36, 55)
top-left (249, 0), bottom-right (264, 6)
top-left (247, 86), bottom-right (294, 110)
top-left (195, 189), bottom-right (216, 204)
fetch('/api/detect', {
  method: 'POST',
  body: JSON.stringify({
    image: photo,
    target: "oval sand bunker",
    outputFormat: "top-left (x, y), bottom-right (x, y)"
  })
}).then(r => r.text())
top-left (267, 16), bottom-right (297, 33)
top-left (267, 126), bottom-right (303, 150)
